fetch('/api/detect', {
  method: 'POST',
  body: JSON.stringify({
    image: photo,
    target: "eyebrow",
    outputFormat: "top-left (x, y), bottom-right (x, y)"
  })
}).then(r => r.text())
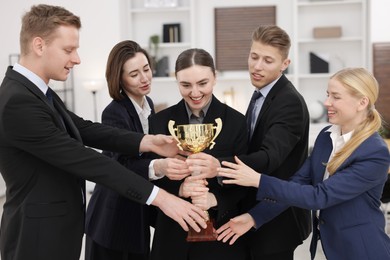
top-left (128, 64), bottom-right (149, 74)
top-left (179, 78), bottom-right (208, 84)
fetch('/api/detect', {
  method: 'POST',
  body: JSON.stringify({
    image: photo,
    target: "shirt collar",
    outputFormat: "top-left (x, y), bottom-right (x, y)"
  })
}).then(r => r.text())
top-left (13, 63), bottom-right (48, 94)
top-left (254, 75), bottom-right (281, 98)
top-left (326, 124), bottom-right (353, 144)
top-left (184, 98), bottom-right (212, 122)
top-left (129, 96), bottom-right (151, 118)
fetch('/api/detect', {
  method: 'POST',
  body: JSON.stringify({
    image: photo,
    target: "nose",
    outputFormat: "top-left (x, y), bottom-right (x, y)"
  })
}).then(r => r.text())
top-left (191, 85), bottom-right (200, 95)
top-left (140, 72), bottom-right (148, 83)
top-left (72, 51), bottom-right (81, 65)
top-left (323, 97), bottom-right (331, 107)
top-left (254, 59), bottom-right (263, 70)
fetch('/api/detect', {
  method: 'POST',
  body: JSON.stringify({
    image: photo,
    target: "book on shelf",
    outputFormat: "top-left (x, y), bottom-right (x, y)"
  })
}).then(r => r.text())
top-left (163, 23), bottom-right (181, 43)
top-left (310, 52), bottom-right (329, 73)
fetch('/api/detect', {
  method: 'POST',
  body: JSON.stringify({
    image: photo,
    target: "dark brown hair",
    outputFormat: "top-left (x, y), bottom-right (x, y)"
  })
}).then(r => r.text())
top-left (20, 4), bottom-right (81, 56)
top-left (105, 40), bottom-right (151, 100)
top-left (175, 48), bottom-right (215, 77)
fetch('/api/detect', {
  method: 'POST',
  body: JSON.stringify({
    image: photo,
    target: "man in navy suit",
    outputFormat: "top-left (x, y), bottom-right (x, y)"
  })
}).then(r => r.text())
top-left (0, 5), bottom-right (206, 260)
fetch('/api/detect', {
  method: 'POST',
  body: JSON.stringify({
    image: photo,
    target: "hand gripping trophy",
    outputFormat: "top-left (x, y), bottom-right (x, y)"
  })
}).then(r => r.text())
top-left (168, 118), bottom-right (222, 242)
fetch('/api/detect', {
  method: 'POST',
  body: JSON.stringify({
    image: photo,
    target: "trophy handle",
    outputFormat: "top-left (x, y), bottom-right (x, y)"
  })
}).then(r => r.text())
top-left (209, 118), bottom-right (222, 150)
top-left (168, 120), bottom-right (183, 151)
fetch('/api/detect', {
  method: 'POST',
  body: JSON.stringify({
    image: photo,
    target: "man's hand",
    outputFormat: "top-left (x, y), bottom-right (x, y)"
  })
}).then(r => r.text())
top-left (140, 134), bottom-right (180, 158)
top-left (216, 213), bottom-right (255, 245)
top-left (191, 191), bottom-right (217, 211)
top-left (218, 156), bottom-right (261, 188)
top-left (154, 158), bottom-right (191, 180)
top-left (186, 152), bottom-right (221, 179)
top-left (152, 188), bottom-right (207, 232)
top-left (179, 176), bottom-right (208, 198)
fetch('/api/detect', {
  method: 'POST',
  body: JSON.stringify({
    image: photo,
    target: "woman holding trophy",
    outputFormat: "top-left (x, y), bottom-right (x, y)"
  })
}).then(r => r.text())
top-left (149, 48), bottom-right (249, 260)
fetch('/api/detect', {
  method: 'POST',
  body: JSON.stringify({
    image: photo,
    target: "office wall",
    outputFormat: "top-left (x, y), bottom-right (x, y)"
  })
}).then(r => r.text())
top-left (0, 0), bottom-right (388, 120)
top-left (0, 0), bottom-right (122, 121)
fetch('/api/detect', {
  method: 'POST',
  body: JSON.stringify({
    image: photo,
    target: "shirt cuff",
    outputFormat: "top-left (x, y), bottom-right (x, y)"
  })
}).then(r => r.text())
top-left (146, 185), bottom-right (159, 205)
top-left (148, 159), bottom-right (164, 180)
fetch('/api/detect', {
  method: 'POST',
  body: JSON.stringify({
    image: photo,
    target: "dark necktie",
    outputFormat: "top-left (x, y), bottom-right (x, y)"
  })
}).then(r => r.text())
top-left (46, 88), bottom-right (85, 204)
top-left (45, 88), bottom-right (54, 107)
top-left (246, 90), bottom-right (262, 138)
top-left (46, 88), bottom-right (66, 129)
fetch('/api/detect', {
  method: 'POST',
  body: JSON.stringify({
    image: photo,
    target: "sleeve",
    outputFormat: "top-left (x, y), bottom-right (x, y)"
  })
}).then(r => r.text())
top-left (99, 104), bottom-right (150, 180)
top-left (3, 93), bottom-right (153, 204)
top-left (249, 157), bottom-right (312, 228)
top-left (210, 111), bottom-right (249, 223)
top-left (256, 140), bottom-right (389, 211)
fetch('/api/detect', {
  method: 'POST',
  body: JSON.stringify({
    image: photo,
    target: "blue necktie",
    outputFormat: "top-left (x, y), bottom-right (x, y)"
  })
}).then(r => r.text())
top-left (246, 90), bottom-right (262, 138)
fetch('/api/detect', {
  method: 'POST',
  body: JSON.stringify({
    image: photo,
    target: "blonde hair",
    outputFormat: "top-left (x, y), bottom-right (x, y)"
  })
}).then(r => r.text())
top-left (20, 4), bottom-right (81, 56)
top-left (327, 68), bottom-right (382, 174)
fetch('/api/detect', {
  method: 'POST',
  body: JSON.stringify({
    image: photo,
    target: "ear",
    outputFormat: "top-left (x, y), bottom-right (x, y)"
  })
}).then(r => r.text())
top-left (31, 37), bottom-right (45, 56)
top-left (281, 58), bottom-right (291, 72)
top-left (357, 96), bottom-right (369, 111)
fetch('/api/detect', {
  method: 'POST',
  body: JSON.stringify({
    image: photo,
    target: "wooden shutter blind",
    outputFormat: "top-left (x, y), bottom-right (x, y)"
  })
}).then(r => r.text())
top-left (214, 6), bottom-right (276, 71)
top-left (373, 43), bottom-right (390, 129)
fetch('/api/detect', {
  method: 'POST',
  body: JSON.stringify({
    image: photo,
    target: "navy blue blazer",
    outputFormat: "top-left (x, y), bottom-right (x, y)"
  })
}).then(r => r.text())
top-left (85, 94), bottom-right (155, 253)
top-left (255, 126), bottom-right (390, 259)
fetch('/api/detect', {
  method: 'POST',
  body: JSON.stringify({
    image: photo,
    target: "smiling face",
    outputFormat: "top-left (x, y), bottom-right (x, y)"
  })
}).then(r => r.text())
top-left (248, 41), bottom-right (290, 90)
top-left (39, 25), bottom-right (81, 84)
top-left (121, 52), bottom-right (152, 106)
top-left (324, 78), bottom-right (368, 134)
top-left (176, 65), bottom-right (215, 116)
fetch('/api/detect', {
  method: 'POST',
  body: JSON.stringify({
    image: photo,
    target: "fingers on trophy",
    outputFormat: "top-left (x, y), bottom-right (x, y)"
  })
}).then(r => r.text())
top-left (168, 118), bottom-right (222, 242)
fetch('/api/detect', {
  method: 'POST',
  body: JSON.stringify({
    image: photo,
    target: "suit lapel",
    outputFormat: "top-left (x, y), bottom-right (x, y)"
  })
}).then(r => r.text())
top-left (203, 95), bottom-right (224, 125)
top-left (257, 75), bottom-right (288, 122)
top-left (120, 97), bottom-right (144, 133)
top-left (52, 96), bottom-right (82, 141)
top-left (9, 69), bottom-right (75, 135)
top-left (170, 100), bottom-right (190, 126)
top-left (313, 131), bottom-right (333, 184)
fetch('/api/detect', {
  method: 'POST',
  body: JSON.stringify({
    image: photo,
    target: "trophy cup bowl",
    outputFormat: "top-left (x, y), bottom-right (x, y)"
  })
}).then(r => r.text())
top-left (168, 118), bottom-right (222, 242)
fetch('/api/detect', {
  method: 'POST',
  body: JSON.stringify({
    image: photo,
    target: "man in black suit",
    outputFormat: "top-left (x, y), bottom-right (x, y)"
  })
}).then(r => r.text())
top-left (188, 25), bottom-right (312, 259)
top-left (0, 5), bottom-right (206, 260)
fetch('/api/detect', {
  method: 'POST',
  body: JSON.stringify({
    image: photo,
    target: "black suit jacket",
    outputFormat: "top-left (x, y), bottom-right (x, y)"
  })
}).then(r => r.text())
top-left (0, 67), bottom-right (154, 260)
top-left (85, 94), bottom-right (155, 253)
top-left (239, 74), bottom-right (312, 255)
top-left (149, 96), bottom-right (249, 260)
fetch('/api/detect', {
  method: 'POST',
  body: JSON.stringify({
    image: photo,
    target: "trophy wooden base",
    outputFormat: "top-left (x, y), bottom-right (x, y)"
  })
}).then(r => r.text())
top-left (186, 218), bottom-right (217, 242)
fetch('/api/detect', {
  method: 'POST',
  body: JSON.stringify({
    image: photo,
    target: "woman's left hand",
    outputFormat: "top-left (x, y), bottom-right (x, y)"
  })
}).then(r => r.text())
top-left (216, 213), bottom-right (255, 245)
top-left (217, 156), bottom-right (261, 188)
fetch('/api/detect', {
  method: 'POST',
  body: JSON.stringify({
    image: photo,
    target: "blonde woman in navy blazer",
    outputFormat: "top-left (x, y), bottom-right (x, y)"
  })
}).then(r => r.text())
top-left (217, 68), bottom-right (390, 260)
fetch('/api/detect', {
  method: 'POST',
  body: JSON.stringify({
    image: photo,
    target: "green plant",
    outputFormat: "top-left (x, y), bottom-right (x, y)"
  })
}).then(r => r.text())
top-left (379, 126), bottom-right (390, 139)
top-left (149, 34), bottom-right (160, 58)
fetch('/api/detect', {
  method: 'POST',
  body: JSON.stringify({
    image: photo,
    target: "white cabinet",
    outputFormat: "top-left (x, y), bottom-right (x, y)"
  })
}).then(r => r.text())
top-left (125, 0), bottom-right (195, 79)
top-left (292, 0), bottom-right (369, 105)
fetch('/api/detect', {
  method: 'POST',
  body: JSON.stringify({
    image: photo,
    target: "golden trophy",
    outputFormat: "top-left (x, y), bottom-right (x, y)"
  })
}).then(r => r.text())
top-left (168, 118), bottom-right (222, 242)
